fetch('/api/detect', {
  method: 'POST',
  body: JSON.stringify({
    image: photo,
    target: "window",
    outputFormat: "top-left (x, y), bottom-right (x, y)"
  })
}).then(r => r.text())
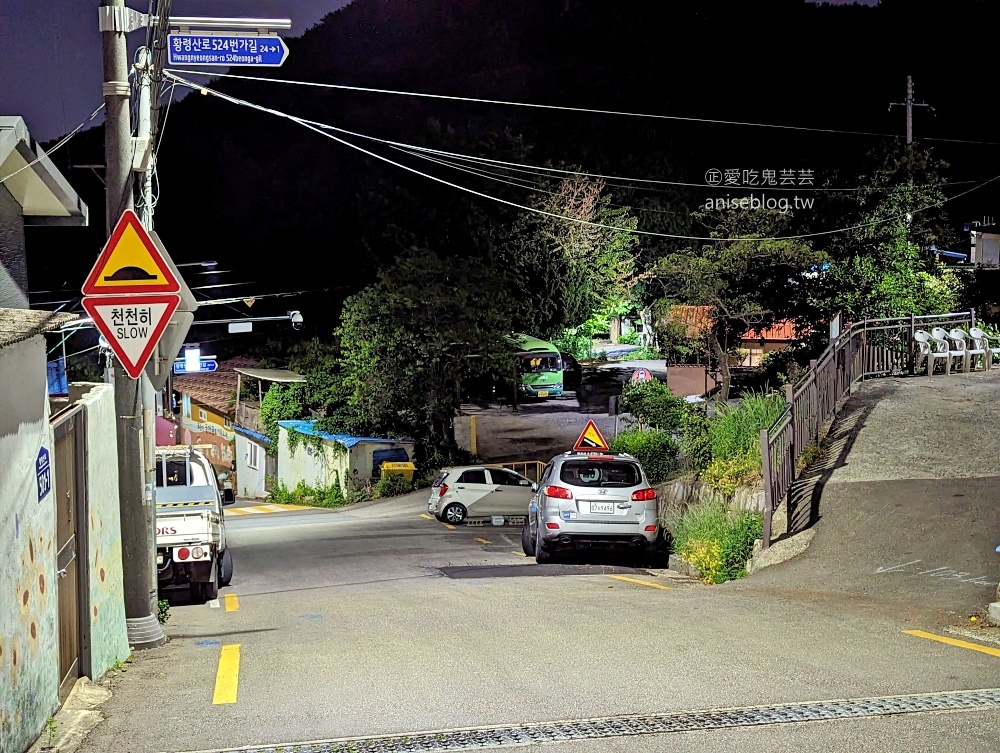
top-left (247, 442), bottom-right (260, 470)
top-left (432, 472), bottom-right (448, 488)
top-left (198, 408), bottom-right (207, 422)
top-left (491, 469), bottom-right (524, 486)
top-left (560, 460), bottom-right (641, 488)
top-left (457, 469), bottom-right (488, 484)
top-left (224, 416), bottom-right (232, 428)
top-left (164, 459), bottom-right (187, 486)
top-left (518, 352), bottom-right (561, 373)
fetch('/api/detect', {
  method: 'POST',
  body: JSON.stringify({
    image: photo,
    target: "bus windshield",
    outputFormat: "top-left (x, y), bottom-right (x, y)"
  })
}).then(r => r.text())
top-left (519, 352), bottom-right (561, 373)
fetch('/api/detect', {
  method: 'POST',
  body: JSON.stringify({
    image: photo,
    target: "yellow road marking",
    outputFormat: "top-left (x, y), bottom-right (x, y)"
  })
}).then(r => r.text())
top-left (902, 630), bottom-right (1000, 658)
top-left (512, 551), bottom-right (527, 557)
top-left (224, 593), bottom-right (239, 612)
top-left (605, 575), bottom-right (671, 590)
top-left (420, 513), bottom-right (433, 520)
top-left (212, 645), bottom-right (241, 704)
top-left (475, 537), bottom-right (491, 545)
top-left (441, 522), bottom-right (456, 530)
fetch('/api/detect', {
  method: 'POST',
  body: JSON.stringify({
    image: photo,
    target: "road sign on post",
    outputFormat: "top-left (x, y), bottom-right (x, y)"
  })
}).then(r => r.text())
top-left (81, 210), bottom-right (183, 381)
top-left (631, 367), bottom-right (653, 383)
top-left (573, 420), bottom-right (611, 453)
top-left (172, 358), bottom-right (218, 374)
top-left (167, 33), bottom-right (289, 66)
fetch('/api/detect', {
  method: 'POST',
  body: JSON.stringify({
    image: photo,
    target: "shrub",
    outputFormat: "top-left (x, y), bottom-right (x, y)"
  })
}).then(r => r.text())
top-left (609, 429), bottom-right (678, 484)
top-left (620, 379), bottom-right (686, 433)
top-left (270, 478), bottom-right (350, 508)
top-left (618, 330), bottom-right (640, 345)
top-left (375, 472), bottom-right (413, 498)
top-left (680, 408), bottom-right (713, 472)
top-left (701, 451), bottom-right (762, 496)
top-left (669, 500), bottom-right (763, 584)
top-left (709, 390), bottom-right (787, 463)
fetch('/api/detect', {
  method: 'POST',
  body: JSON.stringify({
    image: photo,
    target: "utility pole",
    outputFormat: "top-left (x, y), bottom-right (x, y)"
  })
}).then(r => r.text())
top-left (101, 0), bottom-right (165, 649)
top-left (889, 75), bottom-right (933, 145)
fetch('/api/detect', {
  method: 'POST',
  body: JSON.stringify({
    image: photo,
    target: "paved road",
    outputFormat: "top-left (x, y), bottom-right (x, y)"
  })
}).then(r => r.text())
top-left (79, 490), bottom-right (1000, 753)
top-left (747, 372), bottom-right (1000, 621)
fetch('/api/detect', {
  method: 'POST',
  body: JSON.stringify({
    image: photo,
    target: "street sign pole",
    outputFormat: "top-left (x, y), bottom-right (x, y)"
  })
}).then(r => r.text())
top-left (101, 0), bottom-right (164, 650)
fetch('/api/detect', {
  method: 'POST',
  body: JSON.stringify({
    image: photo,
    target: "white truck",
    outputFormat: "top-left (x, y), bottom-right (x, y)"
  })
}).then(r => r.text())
top-left (154, 445), bottom-right (235, 602)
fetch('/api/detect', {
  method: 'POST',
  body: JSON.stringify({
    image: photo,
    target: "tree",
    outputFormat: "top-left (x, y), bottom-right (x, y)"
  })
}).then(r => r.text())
top-left (337, 249), bottom-right (513, 455)
top-left (819, 144), bottom-right (963, 320)
top-left (656, 208), bottom-right (827, 403)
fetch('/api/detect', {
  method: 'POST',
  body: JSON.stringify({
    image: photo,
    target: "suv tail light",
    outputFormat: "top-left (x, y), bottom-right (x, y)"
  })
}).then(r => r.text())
top-left (543, 485), bottom-right (573, 500)
top-left (438, 484), bottom-right (449, 498)
top-left (631, 488), bottom-right (656, 501)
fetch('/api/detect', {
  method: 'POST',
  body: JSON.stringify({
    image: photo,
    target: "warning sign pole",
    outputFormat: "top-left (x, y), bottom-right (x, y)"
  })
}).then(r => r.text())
top-left (101, 2), bottom-right (165, 650)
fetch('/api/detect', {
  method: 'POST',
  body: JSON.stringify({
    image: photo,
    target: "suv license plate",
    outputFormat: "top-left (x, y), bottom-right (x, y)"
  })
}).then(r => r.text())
top-left (590, 501), bottom-right (614, 514)
top-left (537, 390), bottom-right (549, 397)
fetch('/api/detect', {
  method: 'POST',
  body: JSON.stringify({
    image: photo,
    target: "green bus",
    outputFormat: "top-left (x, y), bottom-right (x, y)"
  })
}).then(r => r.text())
top-left (509, 334), bottom-right (564, 398)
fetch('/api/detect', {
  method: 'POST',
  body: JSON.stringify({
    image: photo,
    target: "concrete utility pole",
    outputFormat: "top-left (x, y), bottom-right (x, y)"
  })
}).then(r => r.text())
top-left (101, 0), bottom-right (165, 649)
top-left (889, 75), bottom-right (932, 145)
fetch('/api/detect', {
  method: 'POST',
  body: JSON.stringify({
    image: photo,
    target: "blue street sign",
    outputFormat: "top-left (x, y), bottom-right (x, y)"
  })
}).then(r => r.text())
top-left (173, 359), bottom-right (219, 374)
top-left (36, 447), bottom-right (51, 502)
top-left (167, 34), bottom-right (289, 67)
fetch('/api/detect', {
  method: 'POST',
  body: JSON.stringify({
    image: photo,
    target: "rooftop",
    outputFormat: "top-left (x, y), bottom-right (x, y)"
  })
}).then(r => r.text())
top-left (173, 356), bottom-right (257, 415)
top-left (0, 308), bottom-right (78, 349)
top-left (277, 420), bottom-right (408, 449)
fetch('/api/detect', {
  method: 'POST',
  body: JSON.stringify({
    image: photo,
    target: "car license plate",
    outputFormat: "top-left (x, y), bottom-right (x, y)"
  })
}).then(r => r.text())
top-left (590, 501), bottom-right (614, 514)
top-left (537, 390), bottom-right (549, 397)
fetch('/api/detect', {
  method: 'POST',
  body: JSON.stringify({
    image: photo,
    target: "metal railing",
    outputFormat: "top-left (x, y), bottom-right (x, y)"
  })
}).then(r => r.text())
top-left (759, 309), bottom-right (977, 548)
top-left (484, 460), bottom-right (547, 482)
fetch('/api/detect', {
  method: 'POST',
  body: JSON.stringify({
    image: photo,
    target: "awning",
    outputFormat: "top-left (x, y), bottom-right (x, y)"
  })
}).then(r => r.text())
top-left (233, 367), bottom-right (306, 383)
top-left (0, 117), bottom-right (89, 226)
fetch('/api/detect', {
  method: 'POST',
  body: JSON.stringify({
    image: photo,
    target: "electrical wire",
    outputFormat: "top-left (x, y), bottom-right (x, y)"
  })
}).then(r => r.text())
top-left (0, 103), bottom-right (106, 185)
top-left (163, 72), bottom-right (1000, 243)
top-left (161, 72), bottom-right (970, 195)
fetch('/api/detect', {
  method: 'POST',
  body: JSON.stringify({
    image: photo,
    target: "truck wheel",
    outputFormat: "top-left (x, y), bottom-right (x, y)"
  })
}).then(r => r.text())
top-left (219, 548), bottom-right (233, 587)
top-left (201, 576), bottom-right (219, 602)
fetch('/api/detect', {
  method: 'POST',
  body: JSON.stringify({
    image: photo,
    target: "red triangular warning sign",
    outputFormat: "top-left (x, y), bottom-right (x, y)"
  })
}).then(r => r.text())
top-left (82, 210), bottom-right (180, 296)
top-left (82, 294), bottom-right (179, 379)
top-left (573, 420), bottom-right (610, 452)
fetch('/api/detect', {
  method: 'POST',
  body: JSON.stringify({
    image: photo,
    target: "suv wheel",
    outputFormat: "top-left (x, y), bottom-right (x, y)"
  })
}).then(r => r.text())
top-left (521, 520), bottom-right (536, 556)
top-left (443, 502), bottom-right (467, 524)
top-left (534, 525), bottom-right (552, 564)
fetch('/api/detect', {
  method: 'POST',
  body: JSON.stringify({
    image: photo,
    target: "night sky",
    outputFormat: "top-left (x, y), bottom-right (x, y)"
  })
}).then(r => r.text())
top-left (0, 1), bottom-right (351, 141)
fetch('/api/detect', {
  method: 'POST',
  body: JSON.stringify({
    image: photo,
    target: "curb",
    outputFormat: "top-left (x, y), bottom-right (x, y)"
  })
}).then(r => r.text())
top-left (745, 528), bottom-right (817, 575)
top-left (26, 678), bottom-right (111, 753)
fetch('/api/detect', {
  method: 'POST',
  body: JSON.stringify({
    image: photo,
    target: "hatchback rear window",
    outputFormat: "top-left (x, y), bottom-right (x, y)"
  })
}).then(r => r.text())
top-left (560, 460), bottom-right (641, 488)
top-left (432, 472), bottom-right (448, 488)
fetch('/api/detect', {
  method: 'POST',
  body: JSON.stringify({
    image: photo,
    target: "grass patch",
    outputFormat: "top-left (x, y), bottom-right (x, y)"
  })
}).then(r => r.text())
top-left (668, 500), bottom-right (763, 584)
top-left (701, 391), bottom-right (786, 495)
top-left (269, 479), bottom-right (353, 508)
top-left (796, 441), bottom-right (824, 473)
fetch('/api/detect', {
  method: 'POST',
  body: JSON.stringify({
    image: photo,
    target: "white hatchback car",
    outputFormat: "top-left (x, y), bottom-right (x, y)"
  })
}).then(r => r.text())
top-left (428, 466), bottom-right (534, 524)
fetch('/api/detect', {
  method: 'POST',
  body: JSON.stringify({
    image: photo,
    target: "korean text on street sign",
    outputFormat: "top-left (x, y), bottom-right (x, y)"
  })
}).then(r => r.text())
top-left (82, 295), bottom-right (180, 379)
top-left (82, 210), bottom-right (180, 296)
top-left (572, 420), bottom-right (611, 453)
top-left (173, 359), bottom-right (218, 374)
top-left (167, 34), bottom-right (289, 67)
top-left (36, 447), bottom-right (51, 502)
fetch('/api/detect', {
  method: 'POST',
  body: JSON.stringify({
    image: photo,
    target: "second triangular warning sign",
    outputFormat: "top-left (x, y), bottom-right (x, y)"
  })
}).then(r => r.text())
top-left (573, 420), bottom-right (611, 452)
top-left (82, 210), bottom-right (180, 295)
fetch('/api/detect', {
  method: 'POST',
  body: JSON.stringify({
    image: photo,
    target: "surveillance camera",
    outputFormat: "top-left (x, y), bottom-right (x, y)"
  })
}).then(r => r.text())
top-left (289, 310), bottom-right (304, 330)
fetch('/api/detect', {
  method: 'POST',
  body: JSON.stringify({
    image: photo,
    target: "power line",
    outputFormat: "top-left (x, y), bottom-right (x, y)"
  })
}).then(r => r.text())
top-left (164, 73), bottom-right (1000, 243)
top-left (0, 103), bottom-right (106, 185)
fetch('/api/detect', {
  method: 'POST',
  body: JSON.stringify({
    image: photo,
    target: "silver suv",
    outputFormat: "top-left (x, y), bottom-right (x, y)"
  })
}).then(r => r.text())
top-left (522, 451), bottom-right (659, 563)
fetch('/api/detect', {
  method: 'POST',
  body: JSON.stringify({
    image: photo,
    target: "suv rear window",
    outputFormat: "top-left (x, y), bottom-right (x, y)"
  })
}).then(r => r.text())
top-left (560, 460), bottom-right (641, 488)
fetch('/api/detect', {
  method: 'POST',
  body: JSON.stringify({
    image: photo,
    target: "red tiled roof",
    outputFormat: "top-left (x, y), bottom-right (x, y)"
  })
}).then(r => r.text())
top-left (173, 356), bottom-right (257, 415)
top-left (745, 321), bottom-right (798, 341)
top-left (666, 305), bottom-right (713, 337)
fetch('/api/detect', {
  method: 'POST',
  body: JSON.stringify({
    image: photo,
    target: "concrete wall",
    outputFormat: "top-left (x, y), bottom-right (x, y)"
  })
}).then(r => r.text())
top-left (0, 184), bottom-right (28, 309)
top-left (656, 476), bottom-right (766, 520)
top-left (277, 428), bottom-right (349, 492)
top-left (235, 433), bottom-right (267, 499)
top-left (0, 337), bottom-right (59, 753)
top-left (70, 383), bottom-right (129, 679)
